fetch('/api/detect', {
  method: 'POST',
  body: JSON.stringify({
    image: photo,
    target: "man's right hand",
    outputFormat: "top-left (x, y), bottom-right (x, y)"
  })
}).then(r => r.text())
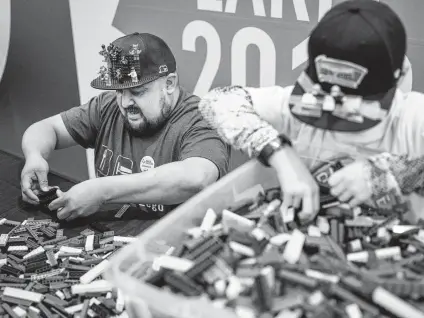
top-left (268, 147), bottom-right (320, 221)
top-left (20, 154), bottom-right (50, 205)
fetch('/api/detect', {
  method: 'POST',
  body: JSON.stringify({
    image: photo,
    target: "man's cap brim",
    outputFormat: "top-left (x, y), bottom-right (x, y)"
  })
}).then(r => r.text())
top-left (90, 74), bottom-right (162, 90)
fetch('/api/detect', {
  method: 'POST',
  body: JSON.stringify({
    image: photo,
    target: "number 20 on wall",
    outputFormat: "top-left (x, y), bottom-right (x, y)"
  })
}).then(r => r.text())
top-left (182, 15), bottom-right (412, 96)
top-left (182, 21), bottom-right (277, 96)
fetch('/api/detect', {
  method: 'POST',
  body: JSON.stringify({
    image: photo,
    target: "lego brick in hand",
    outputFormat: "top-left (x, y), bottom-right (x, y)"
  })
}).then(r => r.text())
top-left (37, 188), bottom-right (59, 206)
top-left (311, 158), bottom-right (351, 195)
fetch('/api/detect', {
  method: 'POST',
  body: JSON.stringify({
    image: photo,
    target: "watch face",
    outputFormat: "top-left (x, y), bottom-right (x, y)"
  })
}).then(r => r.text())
top-left (269, 139), bottom-right (283, 149)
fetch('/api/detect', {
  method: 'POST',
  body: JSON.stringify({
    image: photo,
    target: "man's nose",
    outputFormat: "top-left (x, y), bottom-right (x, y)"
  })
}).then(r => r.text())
top-left (121, 90), bottom-right (134, 108)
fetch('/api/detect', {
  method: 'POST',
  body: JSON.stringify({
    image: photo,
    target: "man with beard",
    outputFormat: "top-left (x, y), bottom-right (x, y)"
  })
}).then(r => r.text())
top-left (20, 33), bottom-right (230, 231)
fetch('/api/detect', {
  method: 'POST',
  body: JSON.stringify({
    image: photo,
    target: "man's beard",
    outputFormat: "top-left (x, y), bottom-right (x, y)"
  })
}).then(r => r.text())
top-left (123, 95), bottom-right (172, 137)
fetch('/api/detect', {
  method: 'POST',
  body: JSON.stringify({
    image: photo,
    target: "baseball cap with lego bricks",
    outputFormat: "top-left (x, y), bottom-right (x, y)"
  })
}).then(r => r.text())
top-left (289, 0), bottom-right (407, 132)
top-left (91, 33), bottom-right (176, 90)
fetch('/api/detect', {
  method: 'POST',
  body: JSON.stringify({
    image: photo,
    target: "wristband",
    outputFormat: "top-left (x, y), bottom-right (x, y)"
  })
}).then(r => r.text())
top-left (258, 134), bottom-right (292, 167)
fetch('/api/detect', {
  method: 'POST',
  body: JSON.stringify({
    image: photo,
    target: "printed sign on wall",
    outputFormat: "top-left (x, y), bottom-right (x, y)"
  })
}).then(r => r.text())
top-left (111, 0), bottom-right (413, 96)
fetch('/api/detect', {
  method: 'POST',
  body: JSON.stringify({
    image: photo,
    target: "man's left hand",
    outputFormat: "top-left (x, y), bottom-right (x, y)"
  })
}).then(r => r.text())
top-left (328, 160), bottom-right (372, 207)
top-left (48, 180), bottom-right (104, 221)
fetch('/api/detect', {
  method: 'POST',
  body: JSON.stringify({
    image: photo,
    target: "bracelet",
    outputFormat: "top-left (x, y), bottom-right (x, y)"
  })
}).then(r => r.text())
top-left (258, 134), bottom-right (292, 167)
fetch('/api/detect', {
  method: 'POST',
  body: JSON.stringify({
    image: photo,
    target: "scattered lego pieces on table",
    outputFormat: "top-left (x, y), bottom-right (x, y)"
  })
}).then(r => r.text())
top-left (0, 217), bottom-right (133, 317)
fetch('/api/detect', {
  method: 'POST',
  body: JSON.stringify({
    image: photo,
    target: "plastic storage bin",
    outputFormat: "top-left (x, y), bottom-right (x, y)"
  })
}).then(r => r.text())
top-left (105, 160), bottom-right (279, 318)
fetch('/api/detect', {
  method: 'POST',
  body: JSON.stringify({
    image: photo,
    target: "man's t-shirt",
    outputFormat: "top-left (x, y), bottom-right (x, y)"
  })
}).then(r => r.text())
top-left (61, 88), bottom-right (230, 221)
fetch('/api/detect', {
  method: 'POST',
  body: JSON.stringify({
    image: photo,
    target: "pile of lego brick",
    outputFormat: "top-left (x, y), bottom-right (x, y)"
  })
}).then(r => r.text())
top-left (0, 217), bottom-right (135, 318)
top-left (143, 188), bottom-right (424, 318)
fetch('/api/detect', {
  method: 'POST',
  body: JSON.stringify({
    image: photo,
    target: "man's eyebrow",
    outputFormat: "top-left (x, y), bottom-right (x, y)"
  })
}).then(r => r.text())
top-left (130, 85), bottom-right (149, 94)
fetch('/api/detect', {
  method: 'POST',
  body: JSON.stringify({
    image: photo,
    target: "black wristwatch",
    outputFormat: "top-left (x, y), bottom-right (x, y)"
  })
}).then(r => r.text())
top-left (258, 134), bottom-right (292, 167)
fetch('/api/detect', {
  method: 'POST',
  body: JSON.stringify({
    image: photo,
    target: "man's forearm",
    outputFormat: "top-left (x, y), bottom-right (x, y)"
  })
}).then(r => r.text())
top-left (94, 161), bottom-right (206, 205)
top-left (269, 147), bottom-right (300, 172)
top-left (22, 121), bottom-right (57, 160)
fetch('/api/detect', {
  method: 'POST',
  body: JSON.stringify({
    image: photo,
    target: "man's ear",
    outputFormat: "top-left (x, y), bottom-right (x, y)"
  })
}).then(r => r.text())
top-left (397, 57), bottom-right (412, 94)
top-left (165, 73), bottom-right (178, 93)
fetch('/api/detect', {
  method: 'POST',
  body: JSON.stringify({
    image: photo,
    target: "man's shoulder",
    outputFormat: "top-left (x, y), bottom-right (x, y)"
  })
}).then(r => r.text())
top-left (179, 87), bottom-right (200, 107)
top-left (390, 90), bottom-right (424, 130)
top-left (96, 91), bottom-right (118, 108)
top-left (395, 90), bottom-right (424, 117)
top-left (400, 90), bottom-right (424, 105)
top-left (173, 88), bottom-right (201, 119)
top-left (170, 88), bottom-right (214, 132)
top-left (89, 91), bottom-right (119, 122)
top-left (246, 85), bottom-right (293, 117)
top-left (247, 85), bottom-right (293, 102)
